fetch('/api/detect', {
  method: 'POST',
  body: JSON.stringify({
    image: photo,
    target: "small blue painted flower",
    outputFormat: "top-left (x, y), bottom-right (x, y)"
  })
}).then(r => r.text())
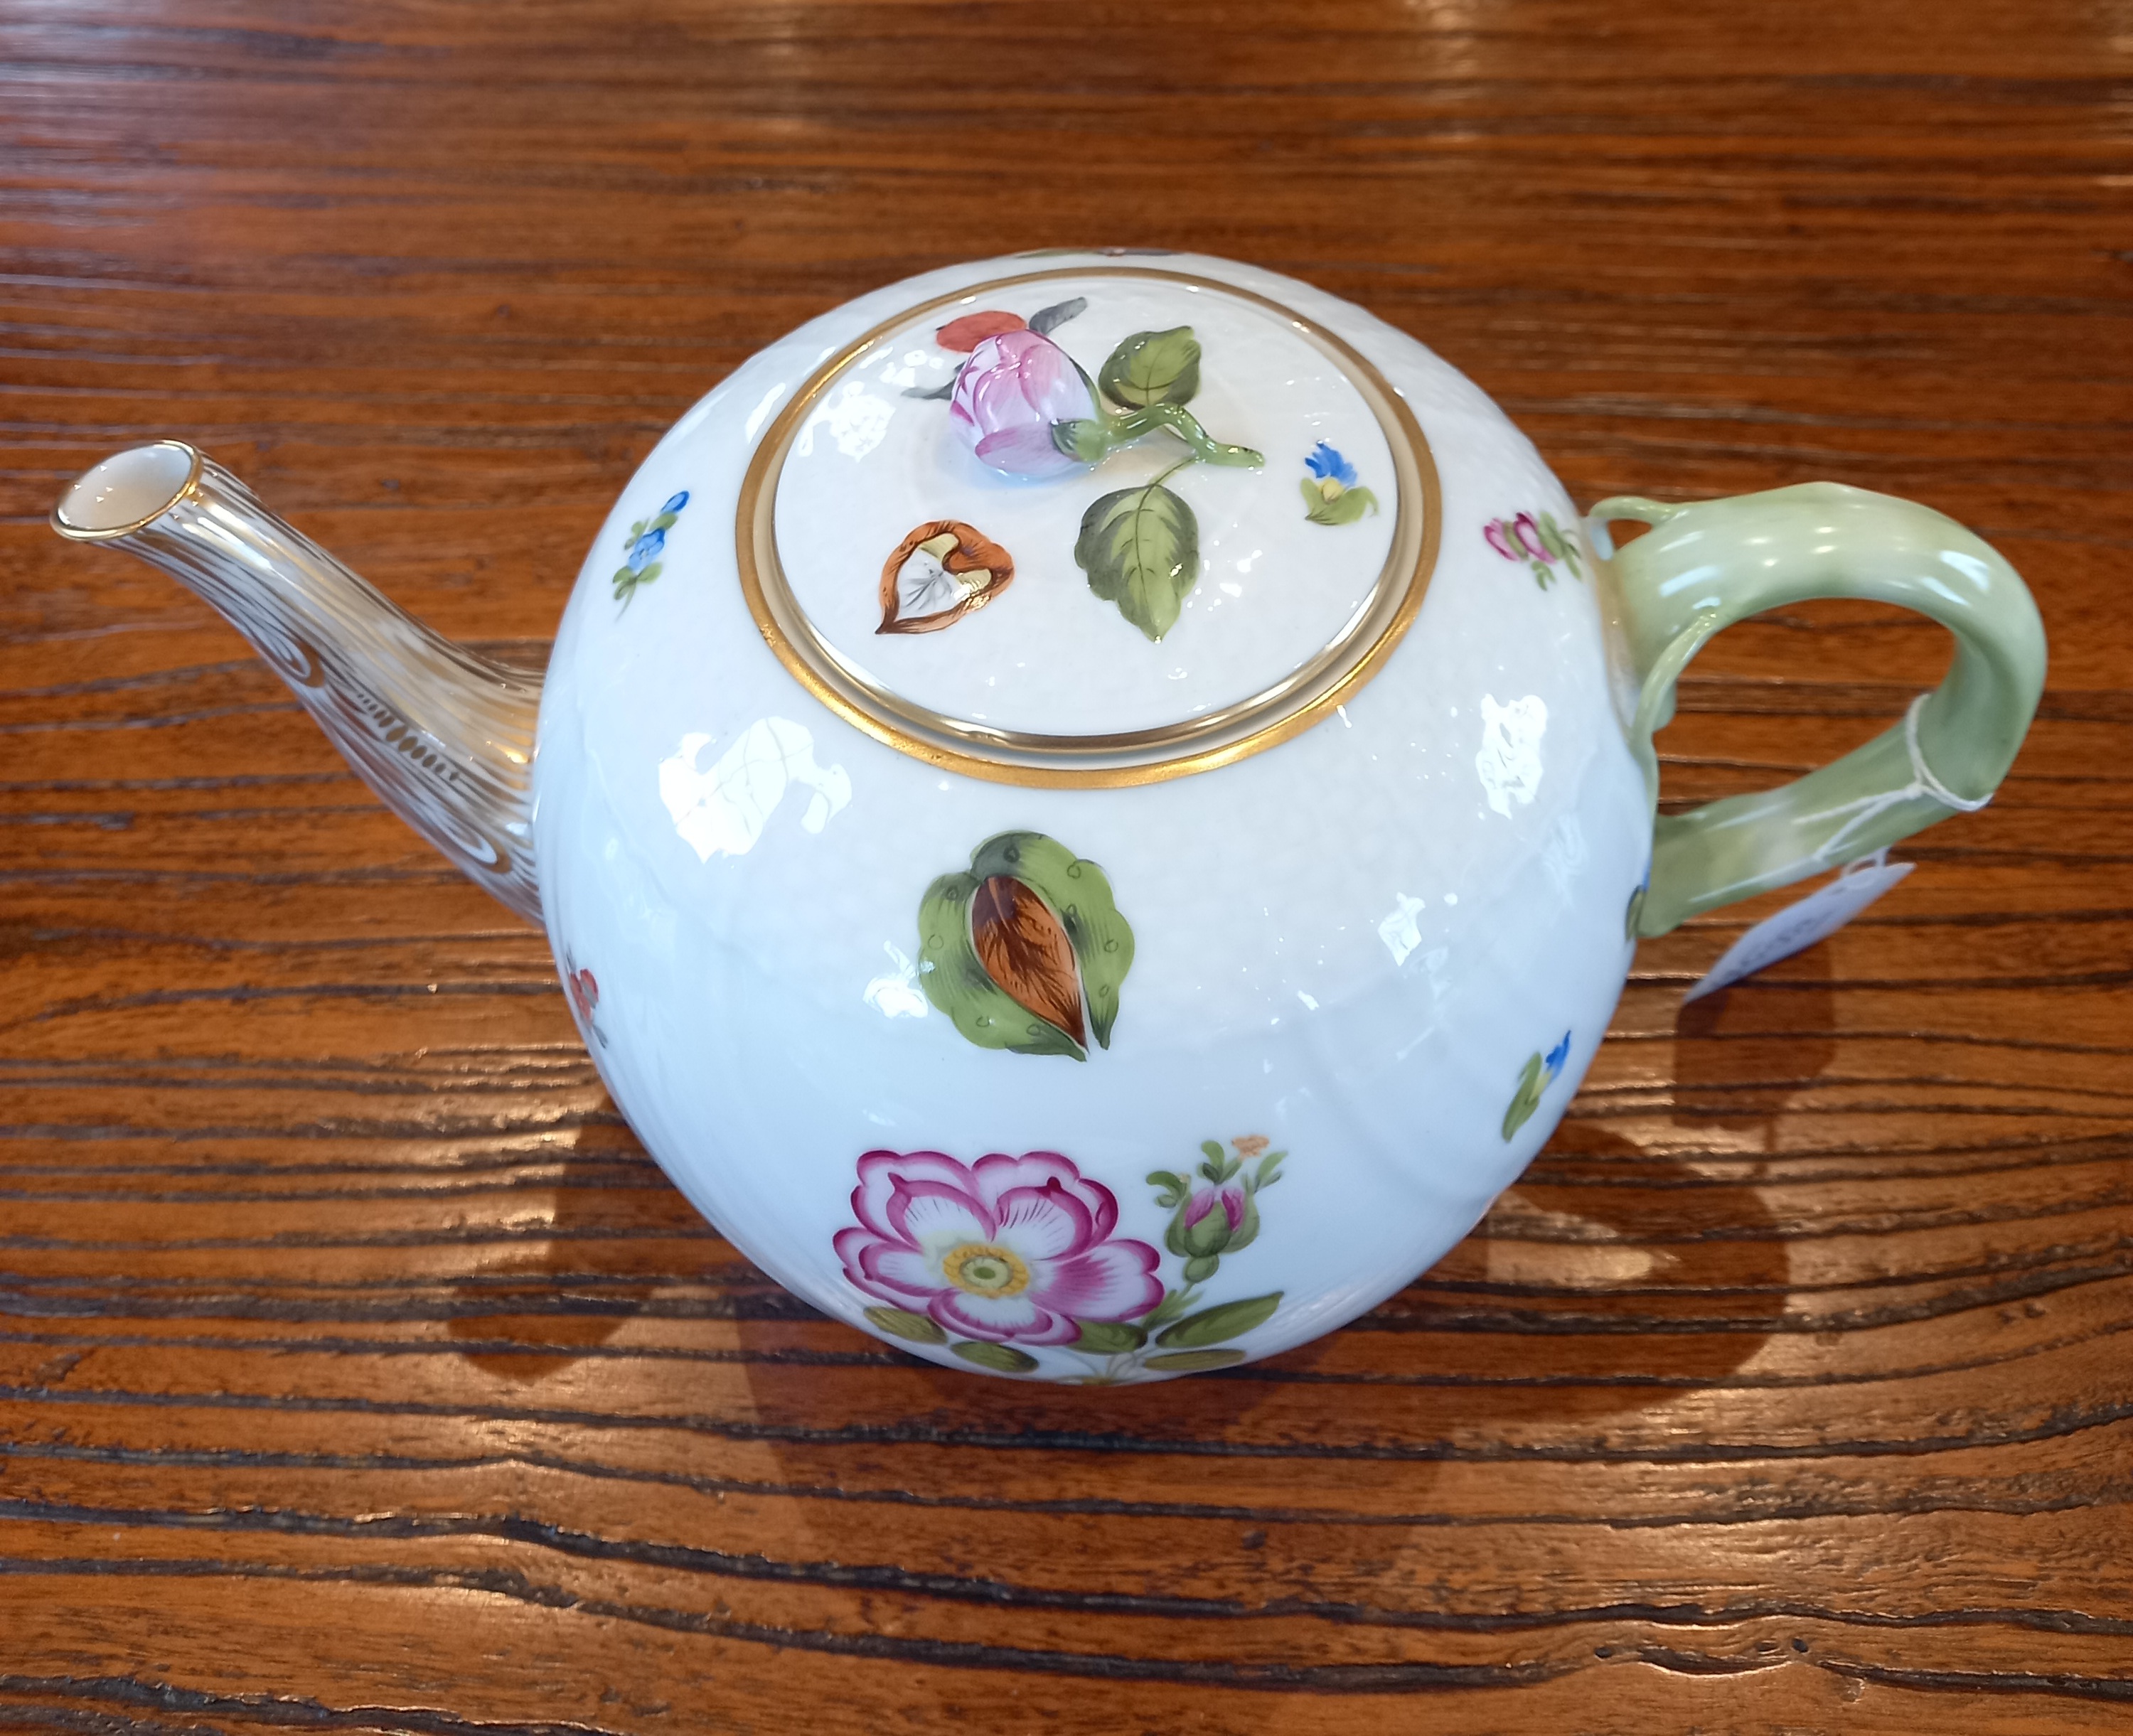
top-left (613, 491), bottom-right (690, 609)
top-left (1299, 443), bottom-right (1379, 526)
top-left (1544, 1030), bottom-right (1572, 1080)
top-left (1502, 1028), bottom-right (1574, 1141)
top-left (1305, 441), bottom-right (1357, 489)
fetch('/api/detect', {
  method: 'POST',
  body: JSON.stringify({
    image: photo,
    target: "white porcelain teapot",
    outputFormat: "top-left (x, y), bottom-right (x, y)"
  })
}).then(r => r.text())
top-left (52, 251), bottom-right (2045, 1383)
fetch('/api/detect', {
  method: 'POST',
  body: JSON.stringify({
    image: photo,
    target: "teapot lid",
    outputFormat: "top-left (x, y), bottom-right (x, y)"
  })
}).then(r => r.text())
top-left (739, 264), bottom-right (1441, 786)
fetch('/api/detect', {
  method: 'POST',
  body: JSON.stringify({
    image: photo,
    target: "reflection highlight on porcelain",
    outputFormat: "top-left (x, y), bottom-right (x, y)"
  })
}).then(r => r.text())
top-left (658, 718), bottom-right (852, 862)
top-left (1379, 891), bottom-right (1429, 968)
top-left (795, 380), bottom-right (896, 461)
top-left (862, 941), bottom-right (930, 1019)
top-left (1477, 693), bottom-right (1547, 817)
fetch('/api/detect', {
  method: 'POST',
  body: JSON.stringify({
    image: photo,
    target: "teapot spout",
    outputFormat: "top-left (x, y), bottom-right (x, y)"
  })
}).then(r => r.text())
top-left (51, 442), bottom-right (542, 923)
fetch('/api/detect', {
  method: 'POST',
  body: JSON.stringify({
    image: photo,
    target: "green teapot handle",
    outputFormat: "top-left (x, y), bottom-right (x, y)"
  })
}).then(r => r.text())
top-left (1593, 481), bottom-right (2047, 938)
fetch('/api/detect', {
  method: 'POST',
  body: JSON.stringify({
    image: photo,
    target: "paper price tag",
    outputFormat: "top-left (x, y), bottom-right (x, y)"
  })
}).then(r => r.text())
top-left (1683, 852), bottom-right (1913, 1003)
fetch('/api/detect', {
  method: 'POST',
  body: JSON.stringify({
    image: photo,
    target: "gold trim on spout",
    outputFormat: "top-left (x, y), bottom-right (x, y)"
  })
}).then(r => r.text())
top-left (51, 440), bottom-right (206, 542)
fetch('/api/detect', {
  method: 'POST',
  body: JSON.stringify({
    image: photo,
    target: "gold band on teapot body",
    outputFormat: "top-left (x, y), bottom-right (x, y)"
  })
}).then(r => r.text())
top-left (734, 267), bottom-right (1443, 789)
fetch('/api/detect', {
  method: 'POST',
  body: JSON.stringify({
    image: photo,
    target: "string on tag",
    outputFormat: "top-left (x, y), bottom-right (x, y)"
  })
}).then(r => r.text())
top-left (1811, 693), bottom-right (1992, 865)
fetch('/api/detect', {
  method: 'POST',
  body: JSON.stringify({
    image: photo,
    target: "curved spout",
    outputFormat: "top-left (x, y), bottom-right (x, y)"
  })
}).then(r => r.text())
top-left (51, 442), bottom-right (542, 923)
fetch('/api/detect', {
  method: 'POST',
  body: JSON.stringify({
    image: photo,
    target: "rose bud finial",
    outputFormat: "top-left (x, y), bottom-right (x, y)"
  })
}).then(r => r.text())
top-left (948, 329), bottom-right (1103, 479)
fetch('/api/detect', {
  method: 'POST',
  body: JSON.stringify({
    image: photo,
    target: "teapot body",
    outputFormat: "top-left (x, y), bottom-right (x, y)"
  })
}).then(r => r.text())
top-left (531, 252), bottom-right (1649, 1380)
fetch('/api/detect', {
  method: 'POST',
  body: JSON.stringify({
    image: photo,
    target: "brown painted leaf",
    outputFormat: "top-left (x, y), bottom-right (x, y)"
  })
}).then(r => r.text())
top-left (970, 874), bottom-right (1086, 1049)
top-left (877, 518), bottom-right (1015, 635)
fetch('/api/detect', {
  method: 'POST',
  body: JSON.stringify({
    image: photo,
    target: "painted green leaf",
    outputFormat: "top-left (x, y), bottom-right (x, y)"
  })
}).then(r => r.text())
top-left (612, 561), bottom-right (661, 605)
top-left (917, 868), bottom-right (1085, 1061)
top-left (1072, 1319), bottom-right (1148, 1354)
top-left (1536, 510), bottom-right (1584, 578)
top-left (1076, 481), bottom-right (1200, 642)
top-left (951, 1340), bottom-right (1039, 1373)
top-left (968, 832), bottom-right (1135, 1049)
top-left (1155, 1292), bottom-right (1282, 1348)
top-left (864, 1305), bottom-right (946, 1345)
top-left (1028, 296), bottom-right (1087, 336)
top-left (1098, 326), bottom-right (1202, 407)
top-left (1300, 478), bottom-right (1381, 527)
top-left (1144, 1349), bottom-right (1246, 1373)
top-left (1139, 1287), bottom-right (1196, 1330)
top-left (1501, 1051), bottom-right (1548, 1142)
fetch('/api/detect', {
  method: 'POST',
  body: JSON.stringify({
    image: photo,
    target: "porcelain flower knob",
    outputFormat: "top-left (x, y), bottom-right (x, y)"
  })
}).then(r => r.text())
top-left (948, 328), bottom-right (1101, 478)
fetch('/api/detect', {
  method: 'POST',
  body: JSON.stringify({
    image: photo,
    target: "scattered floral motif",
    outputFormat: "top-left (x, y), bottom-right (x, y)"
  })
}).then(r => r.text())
top-left (879, 520), bottom-right (1015, 634)
top-left (835, 1150), bottom-right (1163, 1346)
top-left (1149, 1137), bottom-right (1285, 1286)
top-left (1300, 441), bottom-right (1380, 526)
top-left (916, 831), bottom-right (1133, 1061)
top-left (843, 1137), bottom-right (1292, 1383)
top-left (611, 491), bottom-right (690, 610)
top-left (1502, 1029), bottom-right (1573, 1140)
top-left (907, 297), bottom-right (1263, 640)
top-left (1625, 869), bottom-right (1650, 941)
top-left (1485, 509), bottom-right (1584, 589)
top-left (562, 952), bottom-right (606, 1049)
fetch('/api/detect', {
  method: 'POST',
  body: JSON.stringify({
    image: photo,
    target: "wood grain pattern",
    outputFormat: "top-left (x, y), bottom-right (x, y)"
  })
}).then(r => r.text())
top-left (2, 1), bottom-right (2129, 1730)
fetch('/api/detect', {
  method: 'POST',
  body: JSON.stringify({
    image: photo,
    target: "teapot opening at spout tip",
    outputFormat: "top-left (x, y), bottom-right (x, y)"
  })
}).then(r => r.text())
top-left (51, 440), bottom-right (204, 541)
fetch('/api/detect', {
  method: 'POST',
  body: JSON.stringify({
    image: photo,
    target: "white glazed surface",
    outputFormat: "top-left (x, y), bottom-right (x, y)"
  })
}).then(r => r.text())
top-left (533, 250), bottom-right (1650, 1381)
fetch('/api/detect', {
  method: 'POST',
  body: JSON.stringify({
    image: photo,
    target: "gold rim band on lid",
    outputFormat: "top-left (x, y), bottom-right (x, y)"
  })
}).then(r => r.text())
top-left (735, 267), bottom-right (1443, 789)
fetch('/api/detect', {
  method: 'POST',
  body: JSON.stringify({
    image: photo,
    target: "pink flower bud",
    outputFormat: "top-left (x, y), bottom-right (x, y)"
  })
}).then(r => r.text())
top-left (948, 329), bottom-right (1100, 478)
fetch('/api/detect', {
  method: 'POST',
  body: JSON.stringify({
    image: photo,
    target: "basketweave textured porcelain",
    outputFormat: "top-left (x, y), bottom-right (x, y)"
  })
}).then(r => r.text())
top-left (50, 250), bottom-right (2046, 1383)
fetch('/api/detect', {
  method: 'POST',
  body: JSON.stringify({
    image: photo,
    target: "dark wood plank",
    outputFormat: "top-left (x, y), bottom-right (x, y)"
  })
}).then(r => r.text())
top-left (1, 1), bottom-right (2129, 1730)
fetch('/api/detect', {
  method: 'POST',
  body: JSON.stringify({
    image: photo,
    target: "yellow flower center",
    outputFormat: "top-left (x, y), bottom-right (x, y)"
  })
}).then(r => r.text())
top-left (1318, 476), bottom-right (1345, 502)
top-left (941, 1242), bottom-right (1030, 1297)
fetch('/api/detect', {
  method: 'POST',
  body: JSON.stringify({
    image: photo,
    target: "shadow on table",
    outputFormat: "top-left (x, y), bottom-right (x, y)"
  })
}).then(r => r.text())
top-left (445, 1145), bottom-right (655, 1381)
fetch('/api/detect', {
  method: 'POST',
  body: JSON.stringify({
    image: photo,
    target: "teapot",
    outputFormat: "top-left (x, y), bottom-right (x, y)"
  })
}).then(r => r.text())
top-left (50, 251), bottom-right (2045, 1383)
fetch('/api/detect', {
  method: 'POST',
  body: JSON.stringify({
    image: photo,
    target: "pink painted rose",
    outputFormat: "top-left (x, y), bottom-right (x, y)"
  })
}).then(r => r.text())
top-left (566, 965), bottom-right (598, 1023)
top-left (1183, 1183), bottom-right (1246, 1236)
top-left (948, 328), bottom-right (1100, 479)
top-left (834, 1149), bottom-right (1163, 1344)
top-left (1512, 511), bottom-right (1555, 562)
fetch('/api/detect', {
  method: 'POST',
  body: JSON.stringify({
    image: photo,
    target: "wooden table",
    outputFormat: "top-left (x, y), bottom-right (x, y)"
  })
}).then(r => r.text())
top-left (4, 3), bottom-right (2128, 1730)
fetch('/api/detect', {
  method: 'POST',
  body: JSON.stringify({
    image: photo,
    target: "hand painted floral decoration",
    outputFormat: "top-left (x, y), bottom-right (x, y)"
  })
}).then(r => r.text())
top-left (562, 950), bottom-right (606, 1049)
top-left (843, 1137), bottom-right (1290, 1381)
top-left (611, 491), bottom-right (690, 610)
top-left (1299, 441), bottom-right (1379, 526)
top-left (836, 1150), bottom-right (1163, 1361)
top-left (1502, 1029), bottom-right (1573, 1140)
top-left (908, 297), bottom-right (1265, 641)
top-left (917, 830), bottom-right (1133, 1061)
top-left (1485, 510), bottom-right (1585, 589)
top-left (878, 520), bottom-right (1014, 634)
